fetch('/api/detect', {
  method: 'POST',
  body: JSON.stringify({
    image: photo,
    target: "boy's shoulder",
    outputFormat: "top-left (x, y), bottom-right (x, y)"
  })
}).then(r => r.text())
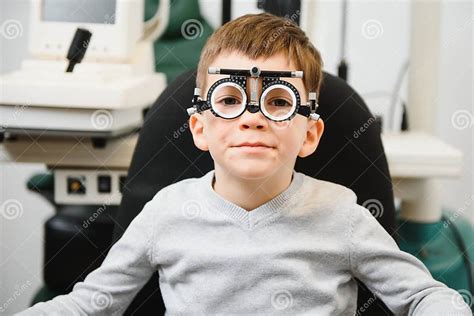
top-left (284, 173), bottom-right (362, 232)
top-left (298, 174), bottom-right (387, 232)
top-left (147, 171), bottom-right (211, 206)
top-left (298, 172), bottom-right (358, 207)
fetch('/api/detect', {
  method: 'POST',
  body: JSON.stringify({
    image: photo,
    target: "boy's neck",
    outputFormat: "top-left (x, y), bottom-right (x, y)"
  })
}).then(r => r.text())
top-left (212, 166), bottom-right (294, 212)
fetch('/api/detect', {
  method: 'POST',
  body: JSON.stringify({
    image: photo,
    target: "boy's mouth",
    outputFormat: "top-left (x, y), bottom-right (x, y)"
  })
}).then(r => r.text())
top-left (233, 142), bottom-right (275, 149)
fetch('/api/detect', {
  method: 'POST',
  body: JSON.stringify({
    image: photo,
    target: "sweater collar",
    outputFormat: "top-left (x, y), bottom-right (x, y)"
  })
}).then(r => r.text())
top-left (202, 169), bottom-right (304, 229)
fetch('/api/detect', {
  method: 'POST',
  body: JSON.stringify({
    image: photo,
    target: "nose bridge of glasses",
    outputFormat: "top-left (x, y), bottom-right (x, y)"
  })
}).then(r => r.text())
top-left (245, 77), bottom-right (263, 104)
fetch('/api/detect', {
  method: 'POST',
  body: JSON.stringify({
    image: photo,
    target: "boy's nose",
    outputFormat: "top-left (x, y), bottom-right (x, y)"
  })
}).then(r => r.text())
top-left (238, 107), bottom-right (268, 130)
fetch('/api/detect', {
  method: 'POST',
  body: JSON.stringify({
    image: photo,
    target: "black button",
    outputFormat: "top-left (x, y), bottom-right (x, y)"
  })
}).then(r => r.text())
top-left (97, 175), bottom-right (111, 193)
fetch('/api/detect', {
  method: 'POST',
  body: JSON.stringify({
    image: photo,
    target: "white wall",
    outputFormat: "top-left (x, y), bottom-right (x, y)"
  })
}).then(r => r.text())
top-left (1, 1), bottom-right (55, 314)
top-left (1, 0), bottom-right (473, 313)
top-left (436, 0), bottom-right (473, 224)
top-left (0, 164), bottom-right (52, 315)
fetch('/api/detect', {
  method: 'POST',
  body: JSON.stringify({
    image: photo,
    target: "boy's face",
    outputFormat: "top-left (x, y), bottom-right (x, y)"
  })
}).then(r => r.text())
top-left (189, 50), bottom-right (324, 180)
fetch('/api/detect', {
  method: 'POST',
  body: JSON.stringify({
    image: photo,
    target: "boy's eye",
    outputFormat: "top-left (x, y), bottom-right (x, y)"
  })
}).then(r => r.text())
top-left (219, 97), bottom-right (240, 105)
top-left (269, 99), bottom-right (291, 107)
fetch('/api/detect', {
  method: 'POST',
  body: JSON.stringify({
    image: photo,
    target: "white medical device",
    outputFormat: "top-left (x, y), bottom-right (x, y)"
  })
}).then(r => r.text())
top-left (0, 0), bottom-right (169, 143)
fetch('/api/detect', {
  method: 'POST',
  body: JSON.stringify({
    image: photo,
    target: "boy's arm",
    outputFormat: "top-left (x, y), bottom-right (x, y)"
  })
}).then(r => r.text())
top-left (349, 204), bottom-right (471, 315)
top-left (15, 198), bottom-right (159, 316)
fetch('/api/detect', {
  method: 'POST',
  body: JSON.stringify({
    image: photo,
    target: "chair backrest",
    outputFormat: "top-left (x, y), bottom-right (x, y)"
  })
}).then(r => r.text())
top-left (113, 69), bottom-right (396, 315)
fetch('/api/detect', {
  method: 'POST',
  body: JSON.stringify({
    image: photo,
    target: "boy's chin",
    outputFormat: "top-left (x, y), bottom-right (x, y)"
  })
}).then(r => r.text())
top-left (226, 163), bottom-right (281, 181)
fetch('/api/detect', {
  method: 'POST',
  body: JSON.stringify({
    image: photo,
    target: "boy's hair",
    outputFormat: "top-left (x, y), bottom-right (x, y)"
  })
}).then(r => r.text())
top-left (196, 13), bottom-right (324, 99)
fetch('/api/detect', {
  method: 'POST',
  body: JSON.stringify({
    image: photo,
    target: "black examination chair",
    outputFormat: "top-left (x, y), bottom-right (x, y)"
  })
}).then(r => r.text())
top-left (113, 69), bottom-right (397, 315)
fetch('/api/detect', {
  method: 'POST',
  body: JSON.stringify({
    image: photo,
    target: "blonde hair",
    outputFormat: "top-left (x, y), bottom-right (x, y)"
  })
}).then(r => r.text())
top-left (196, 13), bottom-right (323, 98)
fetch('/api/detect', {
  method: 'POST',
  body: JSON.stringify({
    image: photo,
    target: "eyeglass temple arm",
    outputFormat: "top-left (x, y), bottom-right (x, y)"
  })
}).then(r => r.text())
top-left (187, 88), bottom-right (203, 116)
top-left (307, 92), bottom-right (320, 121)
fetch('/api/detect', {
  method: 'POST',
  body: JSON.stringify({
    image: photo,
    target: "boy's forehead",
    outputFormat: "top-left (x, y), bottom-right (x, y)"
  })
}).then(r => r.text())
top-left (205, 51), bottom-right (305, 92)
top-left (210, 51), bottom-right (295, 76)
top-left (213, 50), bottom-right (292, 68)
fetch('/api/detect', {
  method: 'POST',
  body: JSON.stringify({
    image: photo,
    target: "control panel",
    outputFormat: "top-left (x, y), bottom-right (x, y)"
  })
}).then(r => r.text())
top-left (55, 169), bottom-right (128, 205)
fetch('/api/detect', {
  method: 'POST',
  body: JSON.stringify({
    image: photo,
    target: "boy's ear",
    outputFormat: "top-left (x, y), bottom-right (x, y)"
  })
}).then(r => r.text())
top-left (298, 118), bottom-right (324, 158)
top-left (189, 114), bottom-right (209, 151)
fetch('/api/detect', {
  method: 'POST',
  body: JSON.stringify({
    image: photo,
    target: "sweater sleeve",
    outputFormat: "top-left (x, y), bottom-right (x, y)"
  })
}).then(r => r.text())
top-left (15, 197), bottom-right (159, 316)
top-left (349, 204), bottom-right (471, 315)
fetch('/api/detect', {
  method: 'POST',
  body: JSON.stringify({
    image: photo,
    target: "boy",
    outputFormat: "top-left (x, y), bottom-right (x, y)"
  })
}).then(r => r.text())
top-left (17, 13), bottom-right (471, 315)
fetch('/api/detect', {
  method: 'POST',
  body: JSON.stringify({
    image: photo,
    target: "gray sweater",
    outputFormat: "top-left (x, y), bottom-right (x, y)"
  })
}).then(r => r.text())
top-left (16, 170), bottom-right (471, 315)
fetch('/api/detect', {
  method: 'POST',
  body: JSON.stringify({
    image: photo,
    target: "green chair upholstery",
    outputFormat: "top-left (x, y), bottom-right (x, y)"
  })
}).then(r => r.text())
top-left (146, 0), bottom-right (214, 83)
